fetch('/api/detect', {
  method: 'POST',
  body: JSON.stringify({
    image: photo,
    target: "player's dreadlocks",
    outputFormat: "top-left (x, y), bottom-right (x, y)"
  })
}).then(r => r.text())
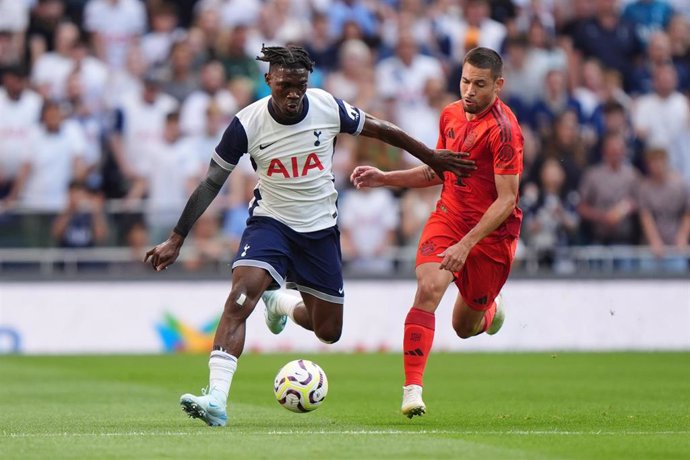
top-left (256, 44), bottom-right (315, 73)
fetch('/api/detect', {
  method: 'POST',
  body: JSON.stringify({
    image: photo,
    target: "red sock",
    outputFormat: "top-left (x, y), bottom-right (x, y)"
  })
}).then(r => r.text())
top-left (482, 301), bottom-right (497, 333)
top-left (403, 307), bottom-right (435, 387)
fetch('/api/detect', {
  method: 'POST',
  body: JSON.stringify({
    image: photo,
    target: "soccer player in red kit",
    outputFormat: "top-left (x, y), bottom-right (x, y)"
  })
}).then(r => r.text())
top-left (351, 47), bottom-right (524, 418)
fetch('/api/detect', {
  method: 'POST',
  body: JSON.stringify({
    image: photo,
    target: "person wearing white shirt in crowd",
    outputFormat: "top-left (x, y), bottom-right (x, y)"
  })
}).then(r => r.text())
top-left (376, 32), bottom-right (444, 164)
top-left (0, 66), bottom-right (42, 203)
top-left (83, 0), bottom-right (147, 69)
top-left (180, 60), bottom-right (237, 136)
top-left (340, 186), bottom-right (400, 275)
top-left (140, 3), bottom-right (186, 67)
top-left (31, 21), bottom-right (79, 102)
top-left (109, 72), bottom-right (178, 193)
top-left (69, 36), bottom-right (109, 114)
top-left (144, 112), bottom-right (200, 244)
top-left (12, 101), bottom-right (87, 246)
top-left (440, 0), bottom-right (506, 61)
top-left (633, 62), bottom-right (690, 151)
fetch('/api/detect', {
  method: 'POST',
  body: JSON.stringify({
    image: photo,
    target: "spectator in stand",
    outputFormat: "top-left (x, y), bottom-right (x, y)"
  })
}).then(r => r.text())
top-left (180, 60), bottom-right (237, 136)
top-left (637, 147), bottom-right (690, 272)
top-left (143, 112), bottom-right (199, 244)
top-left (105, 42), bottom-right (147, 109)
top-left (31, 21), bottom-right (78, 102)
top-left (326, 39), bottom-right (376, 112)
top-left (218, 24), bottom-right (261, 89)
top-left (573, 58), bottom-right (607, 123)
top-left (328, 0), bottom-right (378, 40)
top-left (442, 0), bottom-right (506, 61)
top-left (633, 62), bottom-right (690, 151)
top-left (590, 100), bottom-right (643, 167)
top-left (303, 12), bottom-right (339, 73)
top-left (25, 0), bottom-right (65, 63)
top-left (340, 186), bottom-right (400, 275)
top-left (83, 0), bottom-right (147, 69)
top-left (0, 0), bottom-right (28, 58)
top-left (68, 35), bottom-right (109, 113)
top-left (140, 2), bottom-right (185, 68)
top-left (160, 39), bottom-right (199, 104)
top-left (502, 36), bottom-right (538, 122)
top-left (630, 30), bottom-right (690, 95)
top-left (578, 131), bottom-right (639, 246)
top-left (667, 13), bottom-right (690, 64)
top-left (0, 65), bottom-right (42, 203)
top-left (52, 179), bottom-right (108, 248)
top-left (104, 71), bottom-right (178, 243)
top-left (12, 101), bottom-right (88, 247)
top-left (528, 109), bottom-right (588, 197)
top-left (521, 157), bottom-right (580, 271)
top-left (571, 0), bottom-right (643, 92)
top-left (530, 69), bottom-right (583, 137)
top-left (622, 0), bottom-right (675, 47)
top-left (376, 32), bottom-right (444, 163)
top-left (63, 71), bottom-right (104, 188)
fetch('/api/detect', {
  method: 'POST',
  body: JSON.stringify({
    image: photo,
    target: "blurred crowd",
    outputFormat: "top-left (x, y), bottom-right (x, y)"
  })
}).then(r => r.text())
top-left (0, 0), bottom-right (689, 274)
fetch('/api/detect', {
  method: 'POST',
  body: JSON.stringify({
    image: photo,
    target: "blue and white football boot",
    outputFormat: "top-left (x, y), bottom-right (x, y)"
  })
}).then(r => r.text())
top-left (180, 388), bottom-right (227, 427)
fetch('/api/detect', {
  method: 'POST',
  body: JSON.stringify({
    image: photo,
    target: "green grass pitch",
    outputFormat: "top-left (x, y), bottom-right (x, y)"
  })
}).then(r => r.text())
top-left (0, 352), bottom-right (688, 459)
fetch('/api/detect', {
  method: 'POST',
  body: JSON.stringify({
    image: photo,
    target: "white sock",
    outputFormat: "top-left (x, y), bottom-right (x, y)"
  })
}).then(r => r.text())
top-left (208, 350), bottom-right (237, 406)
top-left (274, 291), bottom-right (304, 322)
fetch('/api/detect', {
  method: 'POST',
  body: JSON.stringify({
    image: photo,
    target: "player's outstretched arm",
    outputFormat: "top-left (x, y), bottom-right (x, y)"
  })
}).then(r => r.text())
top-left (144, 159), bottom-right (231, 271)
top-left (351, 165), bottom-right (443, 189)
top-left (359, 113), bottom-right (475, 179)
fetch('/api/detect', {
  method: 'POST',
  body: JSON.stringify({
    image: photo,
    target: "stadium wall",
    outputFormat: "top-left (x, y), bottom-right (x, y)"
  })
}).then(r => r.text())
top-left (0, 280), bottom-right (688, 354)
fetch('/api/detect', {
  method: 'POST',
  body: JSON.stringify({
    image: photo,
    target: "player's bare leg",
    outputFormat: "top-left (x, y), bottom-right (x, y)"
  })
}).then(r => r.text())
top-left (451, 292), bottom-right (505, 339)
top-left (401, 263), bottom-right (453, 418)
top-left (180, 266), bottom-right (273, 427)
top-left (300, 292), bottom-right (343, 344)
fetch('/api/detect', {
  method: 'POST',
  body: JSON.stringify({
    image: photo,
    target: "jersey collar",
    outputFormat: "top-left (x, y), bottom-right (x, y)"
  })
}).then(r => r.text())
top-left (268, 95), bottom-right (310, 125)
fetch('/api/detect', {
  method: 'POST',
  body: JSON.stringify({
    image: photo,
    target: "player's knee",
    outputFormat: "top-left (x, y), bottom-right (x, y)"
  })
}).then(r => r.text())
top-left (416, 277), bottom-right (446, 301)
top-left (224, 287), bottom-right (258, 316)
top-left (315, 324), bottom-right (341, 344)
top-left (453, 321), bottom-right (478, 339)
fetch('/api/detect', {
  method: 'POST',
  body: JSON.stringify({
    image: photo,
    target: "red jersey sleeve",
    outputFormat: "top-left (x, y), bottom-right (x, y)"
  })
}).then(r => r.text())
top-left (488, 106), bottom-right (524, 175)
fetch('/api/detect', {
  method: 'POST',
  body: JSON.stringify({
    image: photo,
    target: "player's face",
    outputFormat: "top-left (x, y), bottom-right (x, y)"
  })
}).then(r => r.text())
top-left (460, 63), bottom-right (504, 115)
top-left (266, 66), bottom-right (309, 120)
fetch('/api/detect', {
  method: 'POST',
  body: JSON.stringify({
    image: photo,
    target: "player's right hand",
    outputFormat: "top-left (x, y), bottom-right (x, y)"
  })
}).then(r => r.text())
top-left (350, 165), bottom-right (386, 189)
top-left (144, 234), bottom-right (184, 271)
top-left (429, 149), bottom-right (476, 183)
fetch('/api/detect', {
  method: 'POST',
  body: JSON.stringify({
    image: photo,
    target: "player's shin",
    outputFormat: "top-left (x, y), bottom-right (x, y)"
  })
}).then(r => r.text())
top-left (208, 348), bottom-right (237, 406)
top-left (403, 308), bottom-right (435, 386)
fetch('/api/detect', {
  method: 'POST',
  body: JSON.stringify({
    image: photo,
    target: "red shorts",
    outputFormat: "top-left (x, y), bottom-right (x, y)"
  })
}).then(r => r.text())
top-left (416, 210), bottom-right (518, 311)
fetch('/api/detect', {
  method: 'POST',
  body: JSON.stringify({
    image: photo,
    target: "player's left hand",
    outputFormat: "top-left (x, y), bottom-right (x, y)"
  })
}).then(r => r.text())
top-left (429, 149), bottom-right (476, 185)
top-left (144, 233), bottom-right (184, 271)
top-left (438, 241), bottom-right (472, 272)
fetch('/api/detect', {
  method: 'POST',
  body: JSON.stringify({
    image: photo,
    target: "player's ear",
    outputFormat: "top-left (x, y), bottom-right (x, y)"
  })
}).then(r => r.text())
top-left (495, 76), bottom-right (505, 93)
top-left (264, 72), bottom-right (271, 87)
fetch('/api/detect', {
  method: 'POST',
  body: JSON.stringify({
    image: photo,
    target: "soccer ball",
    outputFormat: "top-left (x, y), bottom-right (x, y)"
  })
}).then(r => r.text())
top-left (273, 359), bottom-right (328, 413)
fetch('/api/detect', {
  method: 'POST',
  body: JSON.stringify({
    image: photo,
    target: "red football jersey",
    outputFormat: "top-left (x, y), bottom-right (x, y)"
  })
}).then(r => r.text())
top-left (436, 97), bottom-right (524, 239)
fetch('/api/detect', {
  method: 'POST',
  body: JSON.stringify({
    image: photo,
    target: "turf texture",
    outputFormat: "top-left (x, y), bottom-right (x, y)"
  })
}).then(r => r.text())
top-left (0, 352), bottom-right (688, 459)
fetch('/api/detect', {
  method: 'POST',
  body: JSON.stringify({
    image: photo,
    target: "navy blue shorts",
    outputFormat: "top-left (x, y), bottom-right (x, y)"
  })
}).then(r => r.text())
top-left (232, 216), bottom-right (344, 304)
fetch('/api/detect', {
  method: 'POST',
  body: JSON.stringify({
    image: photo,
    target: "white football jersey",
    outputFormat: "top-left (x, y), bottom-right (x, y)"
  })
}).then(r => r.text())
top-left (213, 88), bottom-right (365, 232)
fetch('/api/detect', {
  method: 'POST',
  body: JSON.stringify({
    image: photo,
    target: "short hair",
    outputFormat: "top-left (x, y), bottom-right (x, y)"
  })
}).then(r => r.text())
top-left (602, 100), bottom-right (625, 115)
top-left (463, 47), bottom-right (503, 79)
top-left (256, 44), bottom-right (314, 73)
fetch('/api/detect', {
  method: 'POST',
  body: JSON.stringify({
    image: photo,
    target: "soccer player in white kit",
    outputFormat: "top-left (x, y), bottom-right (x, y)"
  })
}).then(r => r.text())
top-left (145, 45), bottom-right (475, 426)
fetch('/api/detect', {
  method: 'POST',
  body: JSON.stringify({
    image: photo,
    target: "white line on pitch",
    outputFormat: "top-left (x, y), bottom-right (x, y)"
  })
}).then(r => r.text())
top-left (2, 430), bottom-right (688, 438)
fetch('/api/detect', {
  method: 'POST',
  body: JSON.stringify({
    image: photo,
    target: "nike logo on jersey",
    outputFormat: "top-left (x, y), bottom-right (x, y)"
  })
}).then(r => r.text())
top-left (259, 141), bottom-right (277, 150)
top-left (338, 287), bottom-right (344, 294)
